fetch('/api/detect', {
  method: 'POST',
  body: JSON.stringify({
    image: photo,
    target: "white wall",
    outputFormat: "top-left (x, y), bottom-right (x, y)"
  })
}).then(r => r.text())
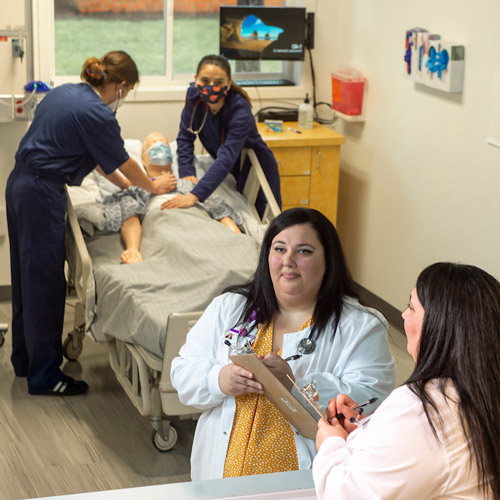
top-left (2, 0), bottom-right (499, 314)
top-left (311, 0), bottom-right (500, 310)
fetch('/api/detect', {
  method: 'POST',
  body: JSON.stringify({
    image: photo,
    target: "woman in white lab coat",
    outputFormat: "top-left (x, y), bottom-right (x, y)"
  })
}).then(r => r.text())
top-left (314, 262), bottom-right (500, 499)
top-left (171, 207), bottom-right (396, 480)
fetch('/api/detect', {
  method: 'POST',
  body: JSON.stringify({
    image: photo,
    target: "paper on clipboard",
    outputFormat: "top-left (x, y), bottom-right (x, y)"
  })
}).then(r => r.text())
top-left (230, 352), bottom-right (324, 440)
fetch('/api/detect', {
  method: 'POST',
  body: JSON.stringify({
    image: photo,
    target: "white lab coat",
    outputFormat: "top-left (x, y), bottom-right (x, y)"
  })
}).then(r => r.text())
top-left (313, 382), bottom-right (487, 499)
top-left (171, 292), bottom-right (396, 481)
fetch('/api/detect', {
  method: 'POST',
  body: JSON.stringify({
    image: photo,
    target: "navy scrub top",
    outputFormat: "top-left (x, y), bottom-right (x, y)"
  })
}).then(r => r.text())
top-left (15, 83), bottom-right (129, 185)
top-left (176, 84), bottom-right (281, 205)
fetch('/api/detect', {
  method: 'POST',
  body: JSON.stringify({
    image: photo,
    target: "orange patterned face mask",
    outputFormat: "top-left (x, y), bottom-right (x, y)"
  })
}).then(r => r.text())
top-left (196, 84), bottom-right (229, 104)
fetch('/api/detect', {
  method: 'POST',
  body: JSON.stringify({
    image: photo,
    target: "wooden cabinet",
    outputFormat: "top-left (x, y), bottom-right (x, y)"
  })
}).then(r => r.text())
top-left (257, 122), bottom-right (345, 225)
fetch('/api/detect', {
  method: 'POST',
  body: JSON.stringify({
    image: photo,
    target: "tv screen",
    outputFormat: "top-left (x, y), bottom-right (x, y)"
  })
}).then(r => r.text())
top-left (220, 6), bottom-right (306, 61)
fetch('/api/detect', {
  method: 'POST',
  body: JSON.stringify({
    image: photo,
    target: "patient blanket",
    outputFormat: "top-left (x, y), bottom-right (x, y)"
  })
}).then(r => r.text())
top-left (83, 205), bottom-right (259, 357)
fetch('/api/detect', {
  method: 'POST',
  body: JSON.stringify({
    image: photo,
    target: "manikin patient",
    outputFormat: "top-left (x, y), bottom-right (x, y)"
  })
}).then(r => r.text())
top-left (79, 133), bottom-right (242, 264)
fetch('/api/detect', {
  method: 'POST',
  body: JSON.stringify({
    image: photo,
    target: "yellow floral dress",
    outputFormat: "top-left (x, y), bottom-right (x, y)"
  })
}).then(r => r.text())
top-left (223, 317), bottom-right (312, 477)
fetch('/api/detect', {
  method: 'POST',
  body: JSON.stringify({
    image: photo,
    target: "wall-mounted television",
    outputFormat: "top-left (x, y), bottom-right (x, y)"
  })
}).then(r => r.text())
top-left (219, 6), bottom-right (307, 61)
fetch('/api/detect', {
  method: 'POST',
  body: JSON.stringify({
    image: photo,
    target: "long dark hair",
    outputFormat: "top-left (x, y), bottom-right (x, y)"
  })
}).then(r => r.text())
top-left (225, 208), bottom-right (359, 340)
top-left (407, 262), bottom-right (500, 498)
top-left (196, 54), bottom-right (252, 107)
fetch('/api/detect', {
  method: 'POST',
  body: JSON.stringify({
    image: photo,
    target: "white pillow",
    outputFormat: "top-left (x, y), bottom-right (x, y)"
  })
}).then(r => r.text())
top-left (68, 138), bottom-right (179, 206)
top-left (67, 174), bottom-right (100, 207)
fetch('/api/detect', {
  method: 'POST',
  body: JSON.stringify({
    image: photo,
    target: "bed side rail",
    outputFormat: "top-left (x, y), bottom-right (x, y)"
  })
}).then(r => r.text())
top-left (159, 311), bottom-right (204, 418)
top-left (65, 189), bottom-right (93, 305)
top-left (159, 311), bottom-right (203, 394)
top-left (241, 147), bottom-right (281, 225)
top-left (108, 339), bottom-right (158, 417)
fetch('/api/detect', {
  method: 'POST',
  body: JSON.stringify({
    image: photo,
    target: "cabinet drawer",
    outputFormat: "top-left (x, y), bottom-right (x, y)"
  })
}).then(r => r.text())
top-left (273, 148), bottom-right (312, 176)
top-left (280, 176), bottom-right (310, 206)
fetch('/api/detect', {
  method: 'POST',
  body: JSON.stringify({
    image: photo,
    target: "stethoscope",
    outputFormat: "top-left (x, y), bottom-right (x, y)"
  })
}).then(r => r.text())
top-left (224, 311), bottom-right (316, 359)
top-left (297, 334), bottom-right (316, 355)
top-left (187, 99), bottom-right (209, 135)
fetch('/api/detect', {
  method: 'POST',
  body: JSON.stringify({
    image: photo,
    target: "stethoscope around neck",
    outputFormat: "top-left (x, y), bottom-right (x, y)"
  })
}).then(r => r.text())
top-left (225, 312), bottom-right (316, 359)
top-left (282, 333), bottom-right (316, 361)
top-left (187, 99), bottom-right (209, 135)
top-left (297, 333), bottom-right (316, 355)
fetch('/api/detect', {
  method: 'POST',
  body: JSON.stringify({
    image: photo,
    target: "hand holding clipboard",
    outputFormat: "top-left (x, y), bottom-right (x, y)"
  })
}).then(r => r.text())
top-left (230, 352), bottom-right (326, 439)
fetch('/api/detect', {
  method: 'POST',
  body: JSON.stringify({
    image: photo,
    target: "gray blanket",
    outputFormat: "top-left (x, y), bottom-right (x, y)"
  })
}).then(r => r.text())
top-left (84, 205), bottom-right (259, 356)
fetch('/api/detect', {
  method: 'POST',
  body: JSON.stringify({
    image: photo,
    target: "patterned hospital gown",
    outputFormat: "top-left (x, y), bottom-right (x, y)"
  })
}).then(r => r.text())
top-left (77, 179), bottom-right (243, 232)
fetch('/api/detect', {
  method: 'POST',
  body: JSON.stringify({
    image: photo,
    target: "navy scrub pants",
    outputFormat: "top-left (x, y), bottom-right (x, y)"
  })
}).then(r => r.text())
top-left (6, 167), bottom-right (67, 394)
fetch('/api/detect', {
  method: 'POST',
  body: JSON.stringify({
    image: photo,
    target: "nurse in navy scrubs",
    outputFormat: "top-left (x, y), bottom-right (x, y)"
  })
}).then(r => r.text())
top-left (6, 51), bottom-right (176, 396)
top-left (162, 54), bottom-right (282, 215)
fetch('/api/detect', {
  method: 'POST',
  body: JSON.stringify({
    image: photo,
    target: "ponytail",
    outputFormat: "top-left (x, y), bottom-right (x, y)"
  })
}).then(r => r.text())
top-left (81, 57), bottom-right (106, 87)
top-left (230, 82), bottom-right (252, 107)
top-left (81, 50), bottom-right (139, 88)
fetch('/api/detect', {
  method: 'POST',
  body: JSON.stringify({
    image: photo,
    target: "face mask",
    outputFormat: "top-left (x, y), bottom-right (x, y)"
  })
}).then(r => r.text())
top-left (107, 89), bottom-right (125, 115)
top-left (196, 84), bottom-right (229, 105)
top-left (148, 142), bottom-right (173, 165)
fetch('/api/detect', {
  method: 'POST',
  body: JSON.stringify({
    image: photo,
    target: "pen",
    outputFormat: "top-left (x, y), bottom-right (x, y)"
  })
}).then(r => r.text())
top-left (353, 397), bottom-right (379, 412)
top-left (334, 397), bottom-right (379, 420)
top-left (284, 354), bottom-right (302, 361)
top-left (287, 127), bottom-right (302, 134)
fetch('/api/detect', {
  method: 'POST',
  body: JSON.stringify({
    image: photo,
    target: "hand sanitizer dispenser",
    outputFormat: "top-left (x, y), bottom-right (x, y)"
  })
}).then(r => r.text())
top-left (298, 94), bottom-right (313, 130)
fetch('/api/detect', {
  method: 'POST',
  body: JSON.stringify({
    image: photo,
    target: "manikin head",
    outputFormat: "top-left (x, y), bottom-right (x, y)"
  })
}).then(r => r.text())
top-left (141, 132), bottom-right (173, 178)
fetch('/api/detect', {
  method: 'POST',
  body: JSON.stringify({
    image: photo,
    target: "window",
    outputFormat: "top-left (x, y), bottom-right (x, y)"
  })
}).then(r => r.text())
top-left (54, 0), bottom-right (166, 77)
top-left (51, 0), bottom-right (296, 83)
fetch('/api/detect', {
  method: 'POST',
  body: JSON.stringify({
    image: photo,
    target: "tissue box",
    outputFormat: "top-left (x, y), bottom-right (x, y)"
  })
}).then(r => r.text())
top-left (264, 119), bottom-right (283, 132)
top-left (424, 40), bottom-right (465, 92)
top-left (404, 28), bottom-right (464, 93)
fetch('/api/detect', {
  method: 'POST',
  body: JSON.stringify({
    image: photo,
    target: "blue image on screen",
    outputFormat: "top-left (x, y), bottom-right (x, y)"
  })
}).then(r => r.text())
top-left (240, 15), bottom-right (283, 41)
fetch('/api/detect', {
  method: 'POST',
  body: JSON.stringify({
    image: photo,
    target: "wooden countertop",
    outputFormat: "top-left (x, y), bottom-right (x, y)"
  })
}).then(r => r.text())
top-left (257, 121), bottom-right (346, 148)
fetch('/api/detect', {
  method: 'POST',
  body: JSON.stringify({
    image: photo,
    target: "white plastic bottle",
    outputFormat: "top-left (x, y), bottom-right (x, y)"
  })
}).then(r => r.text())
top-left (298, 93), bottom-right (314, 130)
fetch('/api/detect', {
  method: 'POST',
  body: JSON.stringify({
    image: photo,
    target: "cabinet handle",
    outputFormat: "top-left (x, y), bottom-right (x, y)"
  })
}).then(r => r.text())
top-left (317, 151), bottom-right (322, 170)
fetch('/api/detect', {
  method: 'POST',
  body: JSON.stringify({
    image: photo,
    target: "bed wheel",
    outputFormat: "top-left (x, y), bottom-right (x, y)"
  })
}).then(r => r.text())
top-left (63, 334), bottom-right (83, 360)
top-left (0, 332), bottom-right (5, 347)
top-left (152, 426), bottom-right (178, 452)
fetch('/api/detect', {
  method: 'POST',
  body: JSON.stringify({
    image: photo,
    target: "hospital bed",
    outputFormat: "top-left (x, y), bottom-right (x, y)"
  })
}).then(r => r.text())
top-left (64, 140), bottom-right (280, 451)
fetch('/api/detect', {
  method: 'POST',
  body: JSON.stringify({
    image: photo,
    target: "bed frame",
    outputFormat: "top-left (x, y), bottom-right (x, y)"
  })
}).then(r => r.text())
top-left (64, 148), bottom-right (280, 450)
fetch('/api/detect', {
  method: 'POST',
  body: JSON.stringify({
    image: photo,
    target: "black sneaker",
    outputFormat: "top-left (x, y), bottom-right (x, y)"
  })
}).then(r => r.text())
top-left (40, 375), bottom-right (89, 396)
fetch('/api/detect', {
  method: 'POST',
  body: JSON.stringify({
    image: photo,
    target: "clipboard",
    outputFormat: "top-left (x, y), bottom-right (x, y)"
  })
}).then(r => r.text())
top-left (230, 352), bottom-right (324, 439)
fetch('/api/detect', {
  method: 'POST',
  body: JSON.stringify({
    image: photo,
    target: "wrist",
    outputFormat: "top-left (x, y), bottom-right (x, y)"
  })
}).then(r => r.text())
top-left (151, 179), bottom-right (161, 195)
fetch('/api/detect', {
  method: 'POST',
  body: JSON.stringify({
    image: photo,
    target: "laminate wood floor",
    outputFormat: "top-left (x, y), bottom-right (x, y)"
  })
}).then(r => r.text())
top-left (0, 298), bottom-right (414, 500)
top-left (0, 298), bottom-right (196, 500)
